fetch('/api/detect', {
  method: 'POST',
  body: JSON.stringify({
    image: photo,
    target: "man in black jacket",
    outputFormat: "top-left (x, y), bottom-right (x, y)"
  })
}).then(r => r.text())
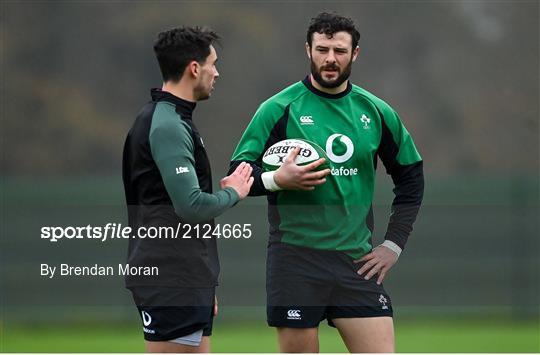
top-left (122, 26), bottom-right (253, 353)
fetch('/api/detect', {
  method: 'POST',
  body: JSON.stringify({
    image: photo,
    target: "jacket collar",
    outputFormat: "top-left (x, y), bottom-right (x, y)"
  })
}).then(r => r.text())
top-left (151, 88), bottom-right (196, 119)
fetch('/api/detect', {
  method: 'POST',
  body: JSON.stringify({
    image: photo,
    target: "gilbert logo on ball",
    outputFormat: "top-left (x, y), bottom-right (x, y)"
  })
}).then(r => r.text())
top-left (262, 139), bottom-right (329, 171)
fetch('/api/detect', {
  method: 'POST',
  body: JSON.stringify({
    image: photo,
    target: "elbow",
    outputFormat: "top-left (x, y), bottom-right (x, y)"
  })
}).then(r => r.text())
top-left (392, 161), bottom-right (424, 204)
top-left (174, 208), bottom-right (205, 224)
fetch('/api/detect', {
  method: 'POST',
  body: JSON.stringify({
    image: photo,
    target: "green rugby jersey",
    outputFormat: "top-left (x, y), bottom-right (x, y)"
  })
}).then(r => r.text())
top-left (230, 77), bottom-right (424, 259)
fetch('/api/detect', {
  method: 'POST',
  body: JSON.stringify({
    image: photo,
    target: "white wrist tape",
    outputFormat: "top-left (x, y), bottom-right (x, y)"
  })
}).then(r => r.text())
top-left (380, 240), bottom-right (402, 257)
top-left (261, 171), bottom-right (283, 192)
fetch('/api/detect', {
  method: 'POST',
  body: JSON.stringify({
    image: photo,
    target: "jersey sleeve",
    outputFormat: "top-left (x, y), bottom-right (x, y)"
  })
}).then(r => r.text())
top-left (376, 106), bottom-right (424, 250)
top-left (150, 113), bottom-right (239, 223)
top-left (229, 100), bottom-right (287, 196)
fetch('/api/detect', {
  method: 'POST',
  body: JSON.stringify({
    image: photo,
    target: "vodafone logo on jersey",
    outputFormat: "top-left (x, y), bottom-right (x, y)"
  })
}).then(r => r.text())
top-left (325, 134), bottom-right (354, 163)
top-left (324, 134), bottom-right (358, 176)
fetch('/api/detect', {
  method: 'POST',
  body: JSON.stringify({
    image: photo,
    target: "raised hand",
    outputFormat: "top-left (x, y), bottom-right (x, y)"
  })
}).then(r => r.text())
top-left (220, 161), bottom-right (254, 199)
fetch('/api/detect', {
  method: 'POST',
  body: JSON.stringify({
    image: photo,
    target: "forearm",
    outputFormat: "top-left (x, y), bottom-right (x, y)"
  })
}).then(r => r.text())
top-left (176, 186), bottom-right (239, 223)
top-left (384, 160), bottom-right (424, 249)
top-left (151, 118), bottom-right (240, 224)
top-left (155, 161), bottom-right (241, 223)
top-left (229, 160), bottom-right (270, 196)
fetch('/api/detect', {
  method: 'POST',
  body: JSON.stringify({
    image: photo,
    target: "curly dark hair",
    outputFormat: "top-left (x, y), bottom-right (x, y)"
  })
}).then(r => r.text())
top-left (153, 26), bottom-right (220, 83)
top-left (306, 12), bottom-right (360, 49)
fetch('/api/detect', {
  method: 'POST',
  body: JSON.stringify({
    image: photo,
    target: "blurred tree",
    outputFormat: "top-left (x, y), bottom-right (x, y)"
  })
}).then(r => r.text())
top-left (1, 1), bottom-right (538, 176)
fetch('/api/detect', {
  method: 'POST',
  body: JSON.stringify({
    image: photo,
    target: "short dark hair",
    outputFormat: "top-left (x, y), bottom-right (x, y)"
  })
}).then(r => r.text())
top-left (306, 12), bottom-right (360, 49)
top-left (153, 26), bottom-right (220, 83)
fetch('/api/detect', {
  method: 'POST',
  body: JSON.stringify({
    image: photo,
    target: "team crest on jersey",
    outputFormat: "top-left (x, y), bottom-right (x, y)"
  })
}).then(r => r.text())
top-left (360, 114), bottom-right (371, 129)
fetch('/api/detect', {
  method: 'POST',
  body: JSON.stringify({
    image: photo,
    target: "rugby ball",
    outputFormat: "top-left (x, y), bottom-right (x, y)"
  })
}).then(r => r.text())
top-left (262, 138), bottom-right (329, 171)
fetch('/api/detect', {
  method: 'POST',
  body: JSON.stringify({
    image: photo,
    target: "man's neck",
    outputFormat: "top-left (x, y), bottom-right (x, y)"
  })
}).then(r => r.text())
top-left (310, 74), bottom-right (348, 95)
top-left (162, 81), bottom-right (196, 102)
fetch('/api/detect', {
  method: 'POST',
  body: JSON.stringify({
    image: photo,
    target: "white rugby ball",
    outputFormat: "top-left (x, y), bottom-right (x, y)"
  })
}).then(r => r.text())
top-left (262, 138), bottom-right (329, 171)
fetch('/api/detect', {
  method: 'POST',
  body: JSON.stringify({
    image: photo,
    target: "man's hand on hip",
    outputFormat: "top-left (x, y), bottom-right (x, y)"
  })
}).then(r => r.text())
top-left (355, 244), bottom-right (399, 285)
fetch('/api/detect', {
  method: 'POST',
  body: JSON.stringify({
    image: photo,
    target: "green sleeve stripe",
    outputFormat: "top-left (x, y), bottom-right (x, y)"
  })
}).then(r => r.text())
top-left (380, 107), bottom-right (421, 165)
top-left (150, 102), bottom-right (239, 222)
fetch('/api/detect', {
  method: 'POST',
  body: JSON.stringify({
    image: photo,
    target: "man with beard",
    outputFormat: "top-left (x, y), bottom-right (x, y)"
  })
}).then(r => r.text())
top-left (229, 12), bottom-right (424, 352)
top-left (123, 27), bottom-right (253, 352)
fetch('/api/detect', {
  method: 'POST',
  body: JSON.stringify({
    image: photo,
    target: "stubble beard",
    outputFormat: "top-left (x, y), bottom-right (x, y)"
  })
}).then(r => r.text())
top-left (310, 57), bottom-right (353, 89)
top-left (194, 83), bottom-right (211, 101)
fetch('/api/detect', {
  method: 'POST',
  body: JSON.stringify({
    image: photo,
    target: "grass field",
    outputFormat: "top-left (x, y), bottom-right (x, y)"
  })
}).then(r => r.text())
top-left (1, 318), bottom-right (538, 352)
top-left (2, 177), bottom-right (538, 353)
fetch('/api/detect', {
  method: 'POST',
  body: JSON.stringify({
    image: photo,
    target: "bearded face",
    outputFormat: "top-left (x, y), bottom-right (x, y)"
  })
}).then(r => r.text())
top-left (310, 56), bottom-right (353, 89)
top-left (308, 31), bottom-right (358, 89)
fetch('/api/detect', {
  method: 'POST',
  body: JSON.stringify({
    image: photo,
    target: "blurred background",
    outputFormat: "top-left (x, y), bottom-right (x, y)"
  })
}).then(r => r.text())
top-left (1, 0), bottom-right (538, 352)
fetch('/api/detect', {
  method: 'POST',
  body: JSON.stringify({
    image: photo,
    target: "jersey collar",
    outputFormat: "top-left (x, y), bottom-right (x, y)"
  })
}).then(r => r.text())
top-left (302, 76), bottom-right (352, 99)
top-left (151, 88), bottom-right (196, 119)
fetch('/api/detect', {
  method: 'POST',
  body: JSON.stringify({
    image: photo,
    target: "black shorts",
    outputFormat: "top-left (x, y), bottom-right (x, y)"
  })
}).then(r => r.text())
top-left (266, 243), bottom-right (393, 328)
top-left (129, 286), bottom-right (215, 341)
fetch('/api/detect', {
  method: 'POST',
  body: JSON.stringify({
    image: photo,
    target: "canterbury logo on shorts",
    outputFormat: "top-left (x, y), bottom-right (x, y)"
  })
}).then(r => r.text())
top-left (287, 309), bottom-right (301, 320)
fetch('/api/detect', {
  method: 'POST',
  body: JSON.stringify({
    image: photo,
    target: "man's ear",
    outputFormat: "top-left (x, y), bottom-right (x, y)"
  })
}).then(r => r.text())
top-left (186, 60), bottom-right (200, 78)
top-left (305, 42), bottom-right (311, 59)
top-left (352, 46), bottom-right (360, 62)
